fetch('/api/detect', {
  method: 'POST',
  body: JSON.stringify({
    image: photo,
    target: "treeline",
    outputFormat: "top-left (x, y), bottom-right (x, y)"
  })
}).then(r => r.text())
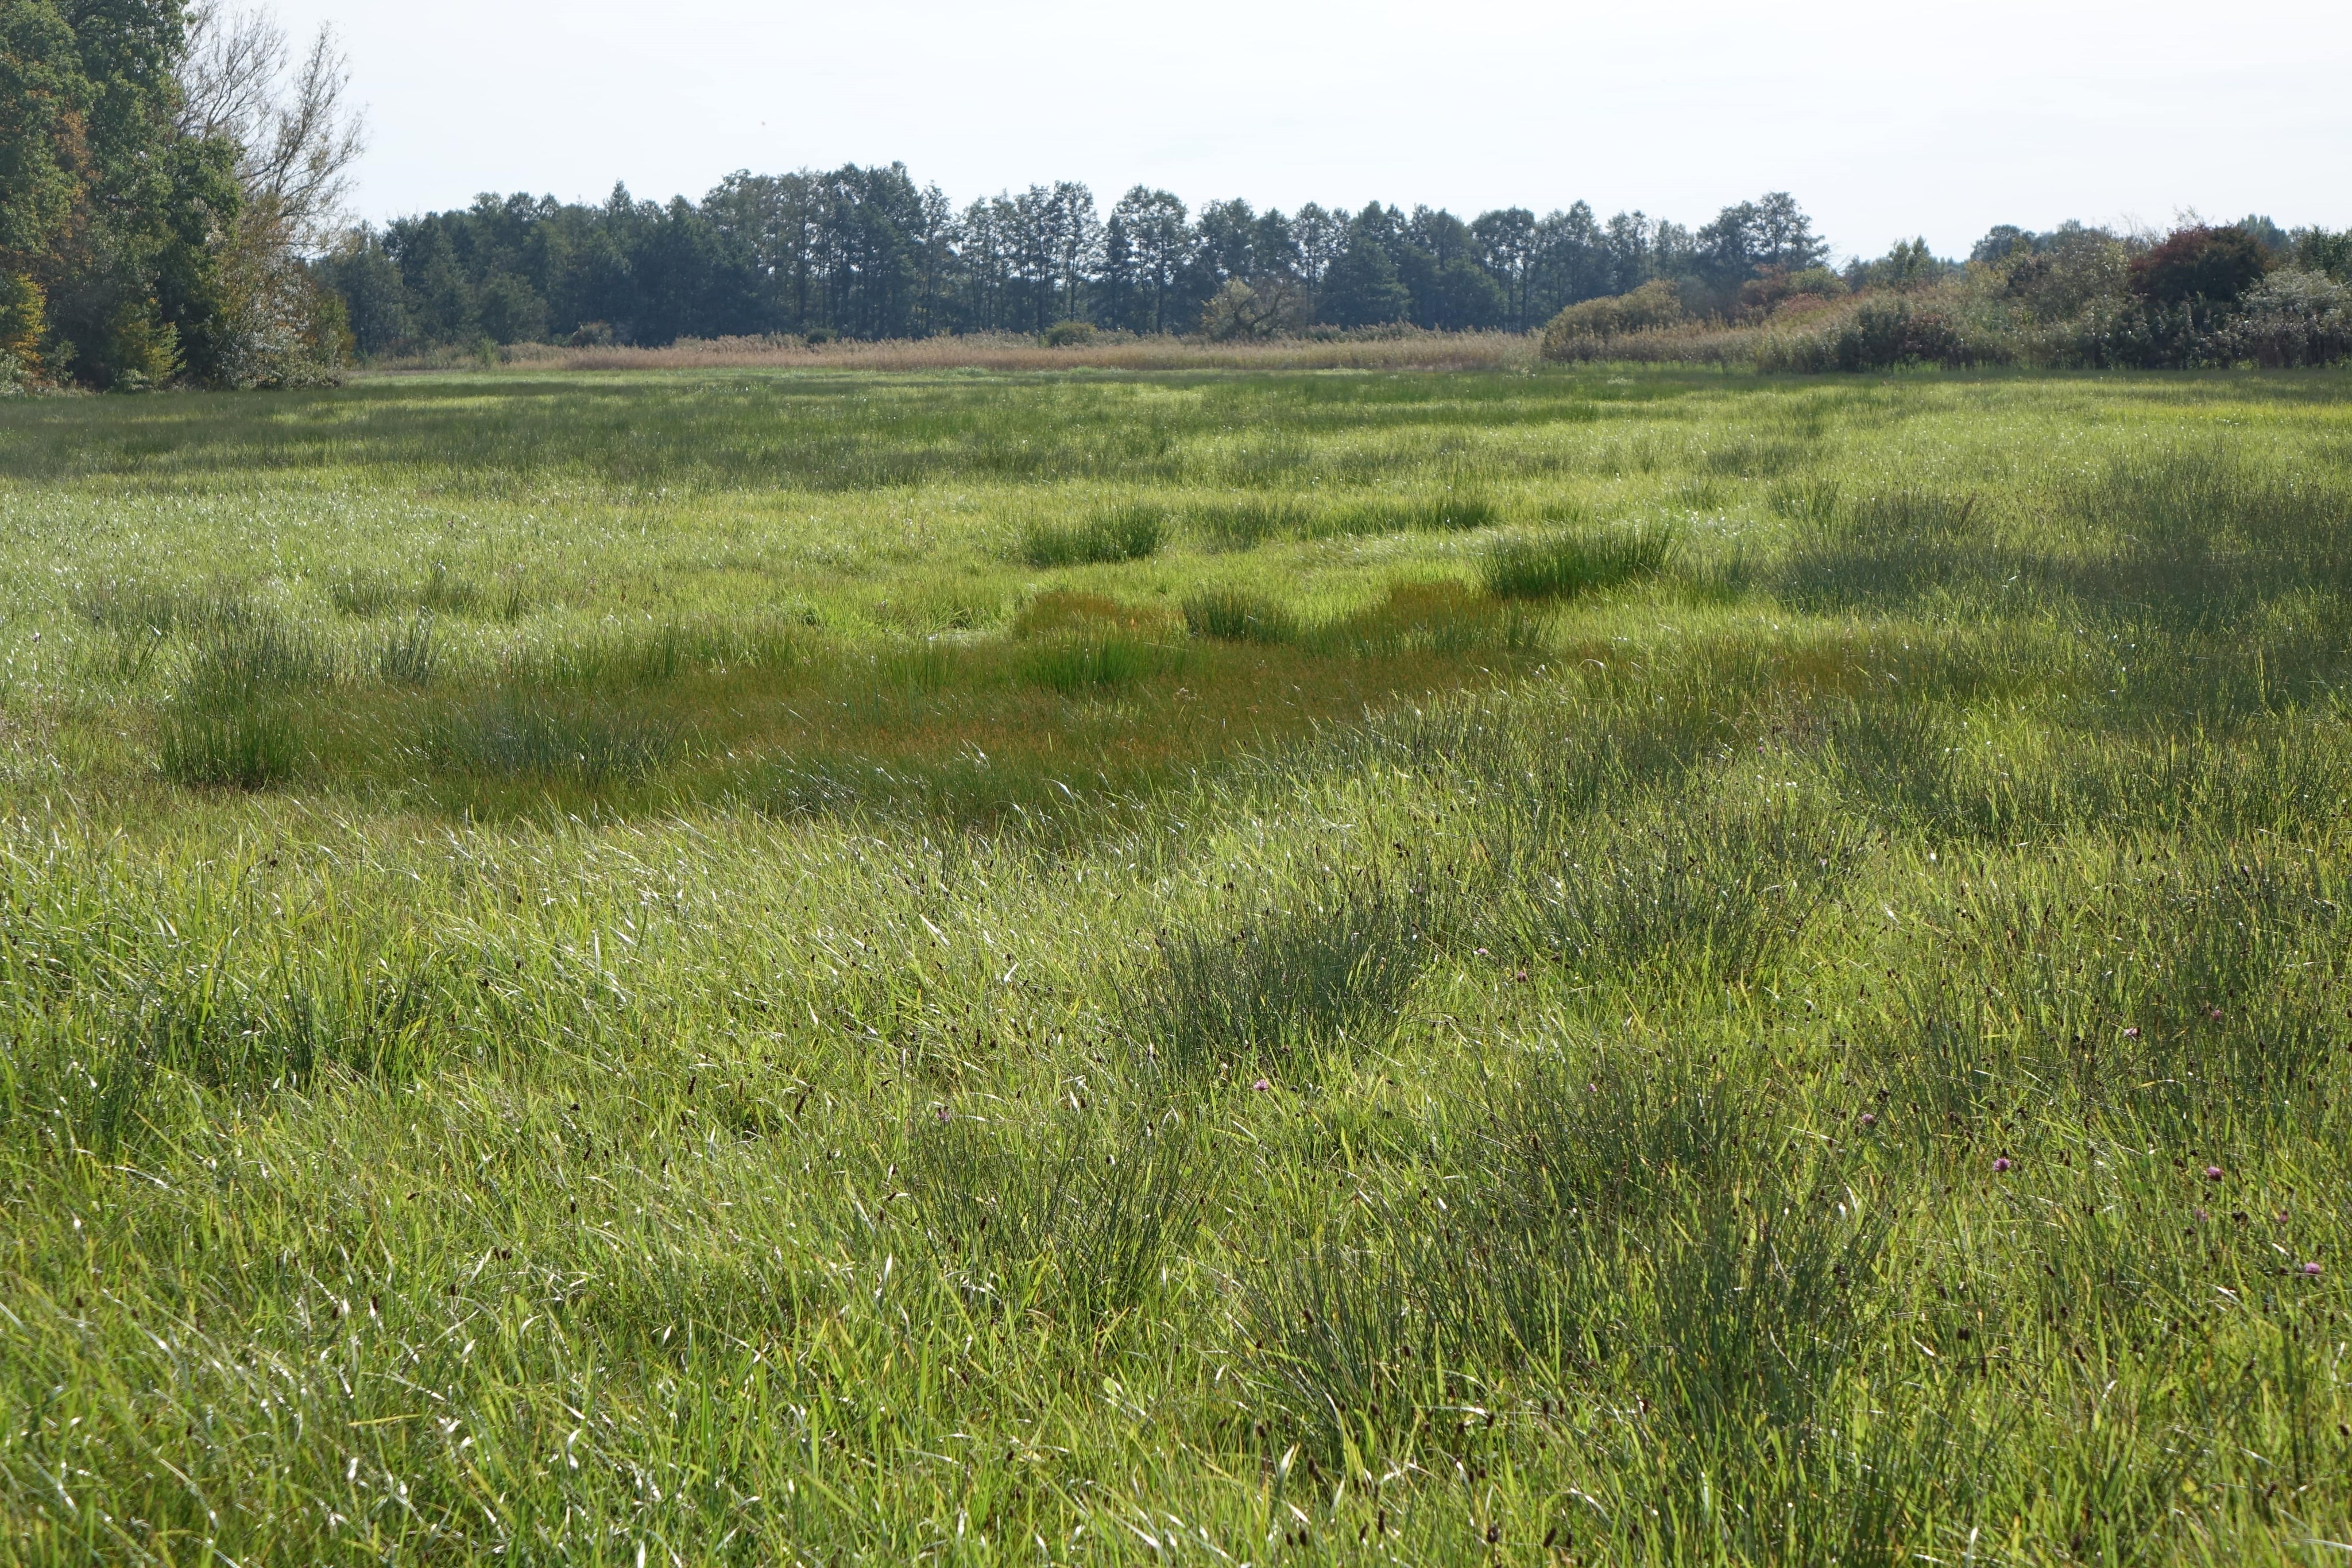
top-left (318, 173), bottom-right (1832, 355)
top-left (12, 11), bottom-right (2347, 385)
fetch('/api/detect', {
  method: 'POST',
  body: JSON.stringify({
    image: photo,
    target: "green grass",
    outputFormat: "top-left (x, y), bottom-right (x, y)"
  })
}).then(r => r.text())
top-left (2, 364), bottom-right (2352, 1562)
top-left (1481, 519), bottom-right (1676, 598)
top-left (1020, 503), bottom-right (1170, 566)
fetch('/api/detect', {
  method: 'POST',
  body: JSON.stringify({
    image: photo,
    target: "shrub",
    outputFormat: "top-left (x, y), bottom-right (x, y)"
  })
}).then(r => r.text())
top-left (1481, 522), bottom-right (1675, 599)
top-left (1198, 278), bottom-right (1308, 341)
top-left (1042, 320), bottom-right (1096, 347)
top-left (2293, 229), bottom-right (2352, 283)
top-left (2130, 225), bottom-right (2271, 308)
top-left (1835, 301), bottom-right (1967, 369)
top-left (1992, 225), bottom-right (2132, 323)
top-left (0, 272), bottom-right (44, 389)
top-left (1757, 295), bottom-right (2009, 373)
top-left (2202, 268), bottom-right (2352, 368)
top-left (1740, 266), bottom-right (1848, 316)
top-left (1019, 505), bottom-right (1167, 567)
top-left (1539, 280), bottom-right (1685, 358)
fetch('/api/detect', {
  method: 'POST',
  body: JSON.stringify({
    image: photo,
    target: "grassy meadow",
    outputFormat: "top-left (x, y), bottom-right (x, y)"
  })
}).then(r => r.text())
top-left (2, 364), bottom-right (2352, 1563)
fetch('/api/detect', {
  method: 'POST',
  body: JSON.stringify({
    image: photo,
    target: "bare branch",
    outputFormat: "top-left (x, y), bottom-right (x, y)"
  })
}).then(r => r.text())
top-left (176, 2), bottom-right (287, 146)
top-left (177, 4), bottom-right (368, 252)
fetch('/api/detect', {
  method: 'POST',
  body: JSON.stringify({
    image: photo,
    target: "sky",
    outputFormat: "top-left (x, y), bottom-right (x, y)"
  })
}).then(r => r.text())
top-left (265, 0), bottom-right (2352, 262)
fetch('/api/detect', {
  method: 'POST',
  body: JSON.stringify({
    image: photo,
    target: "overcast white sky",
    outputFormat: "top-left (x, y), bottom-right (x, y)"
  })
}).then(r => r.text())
top-left (267, 0), bottom-right (2351, 261)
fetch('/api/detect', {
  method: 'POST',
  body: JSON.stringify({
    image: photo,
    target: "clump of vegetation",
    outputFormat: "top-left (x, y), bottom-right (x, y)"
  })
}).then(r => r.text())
top-left (157, 701), bottom-right (302, 788)
top-left (1309, 579), bottom-right (1543, 657)
top-left (155, 618), bottom-right (333, 788)
top-left (1480, 521), bottom-right (1675, 598)
top-left (1185, 490), bottom-right (1498, 548)
top-left (1182, 586), bottom-right (1297, 642)
top-left (330, 562), bottom-right (529, 621)
top-left (1136, 867), bottom-right (1436, 1072)
top-left (1539, 278), bottom-right (1685, 356)
top-left (1019, 504), bottom-right (1167, 566)
top-left (1019, 633), bottom-right (1175, 692)
top-left (1325, 490), bottom-right (1498, 535)
top-left (1185, 497), bottom-right (1316, 551)
top-left (373, 614), bottom-right (438, 684)
top-left (2130, 224), bottom-right (2273, 307)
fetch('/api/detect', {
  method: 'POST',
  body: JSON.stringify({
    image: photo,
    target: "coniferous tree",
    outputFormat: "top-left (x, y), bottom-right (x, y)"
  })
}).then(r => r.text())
top-left (1316, 206), bottom-right (1411, 327)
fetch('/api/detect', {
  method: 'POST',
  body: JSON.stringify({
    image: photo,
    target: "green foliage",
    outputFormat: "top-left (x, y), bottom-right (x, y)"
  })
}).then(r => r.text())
top-left (1, 0), bottom-right (219, 390)
top-left (325, 176), bottom-right (1829, 351)
top-left (2131, 224), bottom-right (2272, 307)
top-left (1539, 278), bottom-right (1684, 357)
top-left (0, 2), bottom-right (349, 391)
top-left (1314, 214), bottom-right (1414, 328)
top-left (0, 3), bottom-right (90, 272)
top-left (1758, 295), bottom-right (2002, 371)
top-left (2207, 267), bottom-right (2352, 367)
top-left (1840, 237), bottom-right (1953, 293)
top-left (2293, 227), bottom-right (2352, 282)
top-left (1988, 222), bottom-right (2132, 323)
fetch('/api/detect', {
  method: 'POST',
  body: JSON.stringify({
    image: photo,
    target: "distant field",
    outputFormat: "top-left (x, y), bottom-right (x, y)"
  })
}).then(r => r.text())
top-left (3, 366), bottom-right (2351, 1563)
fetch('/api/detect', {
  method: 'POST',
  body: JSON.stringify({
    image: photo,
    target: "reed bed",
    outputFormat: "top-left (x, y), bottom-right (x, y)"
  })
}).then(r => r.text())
top-left (374, 328), bottom-right (1542, 374)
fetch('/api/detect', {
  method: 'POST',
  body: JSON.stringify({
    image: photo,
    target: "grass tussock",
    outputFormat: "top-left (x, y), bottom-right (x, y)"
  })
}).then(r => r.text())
top-left (1018, 503), bottom-right (1168, 567)
top-left (1136, 865), bottom-right (1438, 1074)
top-left (1480, 520), bottom-right (1676, 598)
top-left (328, 562), bottom-right (531, 621)
top-left (1181, 586), bottom-right (1297, 642)
top-left (157, 701), bottom-right (301, 788)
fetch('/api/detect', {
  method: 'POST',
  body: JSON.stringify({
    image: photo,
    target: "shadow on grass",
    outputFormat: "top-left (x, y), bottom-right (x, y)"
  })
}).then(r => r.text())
top-left (1131, 865), bottom-right (1439, 1075)
top-left (903, 1110), bottom-right (1204, 1329)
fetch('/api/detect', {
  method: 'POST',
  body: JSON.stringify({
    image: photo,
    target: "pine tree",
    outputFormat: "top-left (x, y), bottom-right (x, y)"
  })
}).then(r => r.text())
top-left (1316, 210), bottom-right (1410, 328)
